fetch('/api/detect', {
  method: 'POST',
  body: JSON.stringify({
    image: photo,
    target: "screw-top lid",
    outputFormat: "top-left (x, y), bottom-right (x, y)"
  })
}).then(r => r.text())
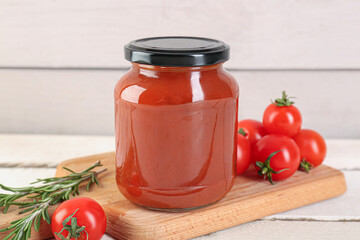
top-left (124, 36), bottom-right (230, 67)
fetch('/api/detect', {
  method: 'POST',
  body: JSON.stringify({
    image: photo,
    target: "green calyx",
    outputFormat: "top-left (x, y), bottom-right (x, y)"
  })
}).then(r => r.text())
top-left (238, 128), bottom-right (247, 137)
top-left (255, 150), bottom-right (289, 185)
top-left (54, 208), bottom-right (89, 240)
top-left (272, 90), bottom-right (295, 107)
top-left (299, 159), bottom-right (313, 173)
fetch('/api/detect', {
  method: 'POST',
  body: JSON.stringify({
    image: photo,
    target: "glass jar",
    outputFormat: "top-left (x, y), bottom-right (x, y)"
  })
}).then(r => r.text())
top-left (114, 37), bottom-right (239, 210)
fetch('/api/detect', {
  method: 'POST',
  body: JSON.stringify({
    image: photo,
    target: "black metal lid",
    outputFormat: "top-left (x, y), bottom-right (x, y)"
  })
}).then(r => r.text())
top-left (124, 36), bottom-right (230, 67)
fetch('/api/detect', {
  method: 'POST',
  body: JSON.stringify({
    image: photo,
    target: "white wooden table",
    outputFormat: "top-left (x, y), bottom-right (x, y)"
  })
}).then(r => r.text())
top-left (0, 134), bottom-right (359, 240)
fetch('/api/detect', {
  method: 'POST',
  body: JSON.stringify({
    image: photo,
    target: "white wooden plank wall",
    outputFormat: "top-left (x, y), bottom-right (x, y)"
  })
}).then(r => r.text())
top-left (1, 0), bottom-right (360, 69)
top-left (0, 0), bottom-right (359, 137)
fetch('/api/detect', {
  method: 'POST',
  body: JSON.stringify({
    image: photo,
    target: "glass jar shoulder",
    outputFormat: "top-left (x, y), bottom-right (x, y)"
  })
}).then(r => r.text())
top-left (114, 65), bottom-right (238, 105)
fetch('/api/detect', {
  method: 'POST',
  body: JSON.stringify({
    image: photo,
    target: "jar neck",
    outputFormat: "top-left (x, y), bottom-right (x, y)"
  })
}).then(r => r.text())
top-left (131, 63), bottom-right (224, 73)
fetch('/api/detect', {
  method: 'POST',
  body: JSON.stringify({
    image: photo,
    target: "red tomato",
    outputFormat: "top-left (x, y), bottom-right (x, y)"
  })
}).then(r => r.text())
top-left (253, 134), bottom-right (300, 183)
top-left (293, 129), bottom-right (327, 168)
top-left (236, 129), bottom-right (252, 174)
top-left (52, 197), bottom-right (107, 240)
top-left (238, 119), bottom-right (267, 147)
top-left (263, 91), bottom-right (302, 137)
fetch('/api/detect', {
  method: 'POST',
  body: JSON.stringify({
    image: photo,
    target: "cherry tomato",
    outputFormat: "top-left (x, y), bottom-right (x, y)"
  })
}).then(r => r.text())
top-left (236, 129), bottom-right (252, 174)
top-left (52, 197), bottom-right (107, 240)
top-left (293, 129), bottom-right (327, 168)
top-left (253, 134), bottom-right (300, 183)
top-left (238, 119), bottom-right (267, 147)
top-left (263, 91), bottom-right (302, 137)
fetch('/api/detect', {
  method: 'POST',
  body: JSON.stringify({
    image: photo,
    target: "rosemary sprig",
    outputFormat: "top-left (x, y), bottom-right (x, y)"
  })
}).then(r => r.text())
top-left (0, 161), bottom-right (107, 240)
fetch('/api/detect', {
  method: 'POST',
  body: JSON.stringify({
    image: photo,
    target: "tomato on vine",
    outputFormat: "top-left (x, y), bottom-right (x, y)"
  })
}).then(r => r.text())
top-left (237, 119), bottom-right (267, 147)
top-left (293, 129), bottom-right (327, 172)
top-left (236, 128), bottom-right (252, 175)
top-left (51, 197), bottom-right (107, 240)
top-left (263, 91), bottom-right (302, 137)
top-left (253, 134), bottom-right (301, 184)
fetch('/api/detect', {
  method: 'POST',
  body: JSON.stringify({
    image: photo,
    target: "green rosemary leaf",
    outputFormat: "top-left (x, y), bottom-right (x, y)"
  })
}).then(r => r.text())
top-left (3, 232), bottom-right (14, 240)
top-left (86, 181), bottom-right (92, 191)
top-left (91, 173), bottom-right (95, 183)
top-left (4, 205), bottom-right (10, 214)
top-left (94, 176), bottom-right (100, 186)
top-left (34, 214), bottom-right (41, 232)
top-left (18, 207), bottom-right (35, 215)
top-left (63, 167), bottom-right (76, 174)
top-left (44, 207), bottom-right (51, 224)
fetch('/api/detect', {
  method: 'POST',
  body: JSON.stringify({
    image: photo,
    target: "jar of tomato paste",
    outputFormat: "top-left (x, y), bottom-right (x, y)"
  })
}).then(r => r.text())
top-left (114, 37), bottom-right (239, 210)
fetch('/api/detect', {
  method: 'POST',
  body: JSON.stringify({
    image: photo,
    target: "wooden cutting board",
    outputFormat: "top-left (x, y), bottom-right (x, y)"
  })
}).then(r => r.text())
top-left (0, 152), bottom-right (346, 240)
